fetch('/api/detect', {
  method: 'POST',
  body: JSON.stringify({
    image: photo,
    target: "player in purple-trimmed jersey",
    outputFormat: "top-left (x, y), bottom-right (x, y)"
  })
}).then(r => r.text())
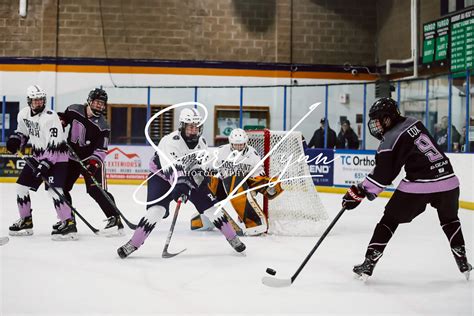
top-left (6, 85), bottom-right (77, 240)
top-left (342, 98), bottom-right (472, 280)
top-left (59, 88), bottom-right (123, 236)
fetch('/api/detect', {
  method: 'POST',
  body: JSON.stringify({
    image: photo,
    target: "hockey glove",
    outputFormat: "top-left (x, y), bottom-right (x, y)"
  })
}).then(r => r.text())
top-left (6, 135), bottom-right (21, 154)
top-left (86, 158), bottom-right (100, 177)
top-left (172, 176), bottom-right (195, 204)
top-left (342, 184), bottom-right (366, 210)
top-left (34, 160), bottom-right (52, 179)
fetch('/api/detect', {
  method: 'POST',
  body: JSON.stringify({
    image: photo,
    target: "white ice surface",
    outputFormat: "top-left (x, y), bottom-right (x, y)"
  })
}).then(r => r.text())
top-left (0, 183), bottom-right (473, 315)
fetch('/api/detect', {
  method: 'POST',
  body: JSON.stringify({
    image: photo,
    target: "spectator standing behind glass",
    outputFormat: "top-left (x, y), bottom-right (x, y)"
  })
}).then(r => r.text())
top-left (307, 118), bottom-right (337, 149)
top-left (336, 119), bottom-right (359, 149)
top-left (435, 116), bottom-right (461, 152)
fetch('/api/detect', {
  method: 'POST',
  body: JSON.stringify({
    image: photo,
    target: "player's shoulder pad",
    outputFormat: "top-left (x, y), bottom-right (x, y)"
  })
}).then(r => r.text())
top-left (96, 115), bottom-right (110, 131)
top-left (67, 103), bottom-right (86, 112)
top-left (379, 117), bottom-right (418, 152)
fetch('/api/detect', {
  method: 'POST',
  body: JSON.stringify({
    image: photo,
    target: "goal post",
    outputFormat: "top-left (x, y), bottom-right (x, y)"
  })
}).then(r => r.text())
top-left (247, 129), bottom-right (328, 236)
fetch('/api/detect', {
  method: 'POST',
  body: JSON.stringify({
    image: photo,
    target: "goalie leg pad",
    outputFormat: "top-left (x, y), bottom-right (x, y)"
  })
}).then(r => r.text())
top-left (222, 176), bottom-right (268, 235)
top-left (190, 212), bottom-right (215, 231)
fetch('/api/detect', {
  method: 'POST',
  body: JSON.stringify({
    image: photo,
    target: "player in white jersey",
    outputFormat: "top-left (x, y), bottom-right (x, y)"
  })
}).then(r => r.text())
top-left (117, 108), bottom-right (246, 258)
top-left (6, 85), bottom-right (77, 240)
top-left (190, 128), bottom-right (283, 236)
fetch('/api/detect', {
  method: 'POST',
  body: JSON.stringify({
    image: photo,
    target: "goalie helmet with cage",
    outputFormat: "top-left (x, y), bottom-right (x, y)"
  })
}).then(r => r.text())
top-left (368, 97), bottom-right (401, 140)
top-left (27, 85), bottom-right (47, 114)
top-left (229, 128), bottom-right (249, 152)
top-left (87, 88), bottom-right (108, 116)
top-left (179, 108), bottom-right (203, 143)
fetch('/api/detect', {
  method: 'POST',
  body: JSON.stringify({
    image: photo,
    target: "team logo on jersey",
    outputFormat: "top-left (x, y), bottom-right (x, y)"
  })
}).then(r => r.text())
top-left (23, 119), bottom-right (40, 137)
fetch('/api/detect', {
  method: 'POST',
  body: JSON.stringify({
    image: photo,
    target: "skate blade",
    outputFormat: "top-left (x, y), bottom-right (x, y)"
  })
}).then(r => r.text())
top-left (463, 271), bottom-right (470, 281)
top-left (99, 228), bottom-right (125, 237)
top-left (9, 229), bottom-right (33, 236)
top-left (353, 272), bottom-right (370, 282)
top-left (51, 233), bottom-right (79, 241)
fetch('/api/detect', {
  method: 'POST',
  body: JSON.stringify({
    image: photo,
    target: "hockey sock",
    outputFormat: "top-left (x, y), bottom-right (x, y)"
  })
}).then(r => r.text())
top-left (48, 188), bottom-right (73, 221)
top-left (130, 205), bottom-right (165, 248)
top-left (89, 187), bottom-right (117, 218)
top-left (63, 190), bottom-right (72, 204)
top-left (204, 207), bottom-right (237, 241)
top-left (16, 184), bottom-right (32, 218)
top-left (441, 218), bottom-right (465, 248)
top-left (366, 214), bottom-right (399, 256)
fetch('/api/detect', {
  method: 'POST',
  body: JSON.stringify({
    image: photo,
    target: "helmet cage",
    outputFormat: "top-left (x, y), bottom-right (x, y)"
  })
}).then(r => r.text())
top-left (27, 85), bottom-right (47, 114)
top-left (229, 128), bottom-right (249, 152)
top-left (178, 108), bottom-right (203, 143)
top-left (87, 88), bottom-right (108, 116)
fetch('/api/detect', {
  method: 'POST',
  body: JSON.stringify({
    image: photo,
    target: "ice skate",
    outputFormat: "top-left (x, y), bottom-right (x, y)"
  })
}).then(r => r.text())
top-left (451, 246), bottom-right (472, 280)
top-left (51, 218), bottom-right (78, 241)
top-left (117, 241), bottom-right (137, 259)
top-left (100, 216), bottom-right (125, 237)
top-left (9, 216), bottom-right (33, 236)
top-left (353, 248), bottom-right (382, 281)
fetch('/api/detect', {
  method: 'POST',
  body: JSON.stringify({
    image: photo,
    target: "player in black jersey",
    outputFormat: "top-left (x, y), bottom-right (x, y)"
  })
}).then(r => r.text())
top-left (59, 88), bottom-right (124, 236)
top-left (342, 98), bottom-right (471, 280)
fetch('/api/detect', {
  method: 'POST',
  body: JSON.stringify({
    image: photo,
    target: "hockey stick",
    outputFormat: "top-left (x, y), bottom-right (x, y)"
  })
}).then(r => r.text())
top-left (262, 207), bottom-right (346, 288)
top-left (17, 152), bottom-right (100, 234)
top-left (0, 236), bottom-right (9, 246)
top-left (66, 144), bottom-right (137, 229)
top-left (162, 197), bottom-right (187, 258)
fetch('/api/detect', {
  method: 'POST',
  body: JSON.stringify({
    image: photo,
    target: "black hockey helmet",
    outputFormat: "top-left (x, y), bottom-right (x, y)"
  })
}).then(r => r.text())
top-left (368, 97), bottom-right (401, 140)
top-left (87, 88), bottom-right (108, 116)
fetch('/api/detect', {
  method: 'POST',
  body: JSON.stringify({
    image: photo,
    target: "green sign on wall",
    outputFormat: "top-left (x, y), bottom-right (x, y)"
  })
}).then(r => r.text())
top-left (422, 8), bottom-right (474, 75)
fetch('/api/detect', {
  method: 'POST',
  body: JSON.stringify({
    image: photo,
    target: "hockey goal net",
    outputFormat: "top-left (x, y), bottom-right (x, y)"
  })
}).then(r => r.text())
top-left (247, 129), bottom-right (327, 236)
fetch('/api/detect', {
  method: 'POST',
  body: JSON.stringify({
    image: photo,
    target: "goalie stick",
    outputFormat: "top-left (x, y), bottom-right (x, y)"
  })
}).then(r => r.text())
top-left (262, 207), bottom-right (346, 288)
top-left (0, 236), bottom-right (9, 246)
top-left (162, 197), bottom-right (187, 258)
top-left (66, 144), bottom-right (137, 230)
top-left (17, 152), bottom-right (100, 235)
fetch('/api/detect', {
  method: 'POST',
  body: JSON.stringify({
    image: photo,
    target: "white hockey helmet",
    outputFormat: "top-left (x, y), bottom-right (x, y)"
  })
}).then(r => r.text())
top-left (229, 128), bottom-right (248, 151)
top-left (27, 85), bottom-right (47, 114)
top-left (179, 108), bottom-right (203, 143)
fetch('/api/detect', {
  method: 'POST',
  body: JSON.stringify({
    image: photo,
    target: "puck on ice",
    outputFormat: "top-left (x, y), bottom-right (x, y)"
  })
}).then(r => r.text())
top-left (266, 268), bottom-right (276, 275)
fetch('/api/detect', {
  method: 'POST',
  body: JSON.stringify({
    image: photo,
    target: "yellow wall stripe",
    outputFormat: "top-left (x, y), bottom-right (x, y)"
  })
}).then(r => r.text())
top-left (0, 63), bottom-right (378, 80)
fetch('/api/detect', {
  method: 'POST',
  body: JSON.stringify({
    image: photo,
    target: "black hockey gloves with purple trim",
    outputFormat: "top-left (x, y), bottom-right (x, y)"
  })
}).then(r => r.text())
top-left (172, 176), bottom-right (195, 203)
top-left (6, 135), bottom-right (21, 154)
top-left (342, 184), bottom-right (366, 210)
top-left (34, 160), bottom-right (52, 179)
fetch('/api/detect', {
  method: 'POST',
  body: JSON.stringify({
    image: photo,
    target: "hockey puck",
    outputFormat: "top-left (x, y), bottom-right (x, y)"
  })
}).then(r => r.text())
top-left (266, 268), bottom-right (276, 276)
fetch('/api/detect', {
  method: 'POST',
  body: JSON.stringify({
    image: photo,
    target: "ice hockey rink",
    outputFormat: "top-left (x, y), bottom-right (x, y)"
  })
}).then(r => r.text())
top-left (0, 182), bottom-right (472, 315)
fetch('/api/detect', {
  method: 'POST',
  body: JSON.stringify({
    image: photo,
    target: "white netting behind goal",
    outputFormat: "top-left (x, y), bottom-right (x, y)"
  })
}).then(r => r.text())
top-left (247, 130), bottom-right (328, 236)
